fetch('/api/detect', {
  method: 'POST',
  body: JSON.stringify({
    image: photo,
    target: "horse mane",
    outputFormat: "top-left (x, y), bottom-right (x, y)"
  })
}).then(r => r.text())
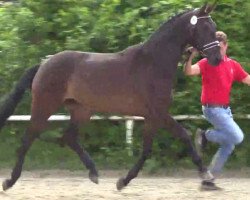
top-left (144, 9), bottom-right (194, 46)
top-left (117, 9), bottom-right (195, 54)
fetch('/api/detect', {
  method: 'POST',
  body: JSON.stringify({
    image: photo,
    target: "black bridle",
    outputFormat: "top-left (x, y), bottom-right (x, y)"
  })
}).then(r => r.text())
top-left (191, 15), bottom-right (220, 56)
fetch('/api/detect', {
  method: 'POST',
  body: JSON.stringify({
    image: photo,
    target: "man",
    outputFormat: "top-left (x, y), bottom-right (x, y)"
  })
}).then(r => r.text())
top-left (184, 31), bottom-right (250, 190)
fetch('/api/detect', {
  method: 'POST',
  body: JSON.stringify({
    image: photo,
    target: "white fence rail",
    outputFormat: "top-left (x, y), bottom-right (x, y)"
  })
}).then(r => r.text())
top-left (7, 114), bottom-right (250, 122)
top-left (6, 114), bottom-right (250, 155)
top-left (7, 114), bottom-right (207, 121)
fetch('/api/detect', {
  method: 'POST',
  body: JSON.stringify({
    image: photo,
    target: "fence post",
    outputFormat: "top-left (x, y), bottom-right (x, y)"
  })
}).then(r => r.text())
top-left (125, 119), bottom-right (134, 156)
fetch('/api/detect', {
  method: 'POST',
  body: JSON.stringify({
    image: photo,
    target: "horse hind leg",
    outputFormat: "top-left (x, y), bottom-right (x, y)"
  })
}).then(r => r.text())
top-left (2, 117), bottom-right (49, 191)
top-left (2, 93), bottom-right (64, 191)
top-left (59, 102), bottom-right (98, 184)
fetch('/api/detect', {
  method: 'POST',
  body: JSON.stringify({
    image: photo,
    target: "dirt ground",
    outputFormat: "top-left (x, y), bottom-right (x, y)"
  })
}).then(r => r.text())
top-left (0, 169), bottom-right (250, 200)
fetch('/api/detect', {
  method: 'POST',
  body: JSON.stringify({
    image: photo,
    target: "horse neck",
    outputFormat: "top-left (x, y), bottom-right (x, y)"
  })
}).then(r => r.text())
top-left (142, 17), bottom-right (189, 79)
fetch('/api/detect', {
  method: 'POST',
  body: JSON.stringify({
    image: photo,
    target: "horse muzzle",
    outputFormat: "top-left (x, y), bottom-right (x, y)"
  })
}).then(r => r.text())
top-left (207, 53), bottom-right (222, 66)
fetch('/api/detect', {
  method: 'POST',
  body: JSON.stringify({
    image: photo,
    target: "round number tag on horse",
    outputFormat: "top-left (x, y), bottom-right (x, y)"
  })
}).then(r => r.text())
top-left (190, 16), bottom-right (198, 25)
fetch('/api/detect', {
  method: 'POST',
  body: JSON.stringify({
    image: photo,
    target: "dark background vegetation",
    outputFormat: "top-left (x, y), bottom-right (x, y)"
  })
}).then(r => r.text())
top-left (0, 0), bottom-right (249, 173)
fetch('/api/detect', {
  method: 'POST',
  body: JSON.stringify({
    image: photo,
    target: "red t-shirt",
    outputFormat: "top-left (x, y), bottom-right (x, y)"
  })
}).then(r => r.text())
top-left (198, 55), bottom-right (248, 105)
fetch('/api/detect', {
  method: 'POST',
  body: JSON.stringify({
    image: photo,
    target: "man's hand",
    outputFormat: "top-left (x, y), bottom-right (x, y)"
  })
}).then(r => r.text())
top-left (186, 47), bottom-right (199, 59)
top-left (183, 46), bottom-right (201, 76)
top-left (242, 75), bottom-right (250, 86)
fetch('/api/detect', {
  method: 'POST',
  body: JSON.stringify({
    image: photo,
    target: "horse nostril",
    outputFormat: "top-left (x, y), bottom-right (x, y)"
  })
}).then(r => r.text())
top-left (214, 57), bottom-right (222, 66)
top-left (216, 55), bottom-right (222, 63)
top-left (207, 56), bottom-right (221, 66)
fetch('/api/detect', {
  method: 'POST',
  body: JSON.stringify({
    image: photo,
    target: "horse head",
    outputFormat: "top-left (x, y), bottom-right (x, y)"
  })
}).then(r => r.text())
top-left (187, 2), bottom-right (221, 66)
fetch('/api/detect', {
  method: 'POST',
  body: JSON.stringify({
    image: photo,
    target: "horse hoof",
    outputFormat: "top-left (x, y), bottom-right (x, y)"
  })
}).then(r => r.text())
top-left (89, 172), bottom-right (99, 184)
top-left (200, 180), bottom-right (223, 191)
top-left (116, 177), bottom-right (126, 191)
top-left (2, 180), bottom-right (11, 191)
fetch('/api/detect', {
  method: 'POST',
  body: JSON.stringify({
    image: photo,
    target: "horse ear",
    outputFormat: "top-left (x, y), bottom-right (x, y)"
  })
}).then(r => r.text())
top-left (199, 3), bottom-right (208, 14)
top-left (199, 1), bottom-right (217, 15)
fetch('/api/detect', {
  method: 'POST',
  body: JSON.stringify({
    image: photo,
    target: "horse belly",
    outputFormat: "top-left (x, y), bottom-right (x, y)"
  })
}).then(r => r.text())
top-left (67, 81), bottom-right (146, 116)
top-left (88, 94), bottom-right (146, 116)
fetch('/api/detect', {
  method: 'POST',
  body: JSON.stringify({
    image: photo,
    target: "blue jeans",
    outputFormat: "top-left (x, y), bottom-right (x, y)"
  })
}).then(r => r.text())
top-left (202, 106), bottom-right (244, 175)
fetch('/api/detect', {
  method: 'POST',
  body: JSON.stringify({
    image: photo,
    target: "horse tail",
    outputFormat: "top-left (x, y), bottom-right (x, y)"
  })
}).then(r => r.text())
top-left (0, 64), bottom-right (40, 129)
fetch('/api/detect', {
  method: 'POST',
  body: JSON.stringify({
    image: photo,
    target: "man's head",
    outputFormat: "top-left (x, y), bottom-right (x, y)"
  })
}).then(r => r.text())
top-left (216, 31), bottom-right (228, 57)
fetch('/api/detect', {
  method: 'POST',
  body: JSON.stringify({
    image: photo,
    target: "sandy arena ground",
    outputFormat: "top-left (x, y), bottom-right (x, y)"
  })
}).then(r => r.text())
top-left (0, 169), bottom-right (249, 200)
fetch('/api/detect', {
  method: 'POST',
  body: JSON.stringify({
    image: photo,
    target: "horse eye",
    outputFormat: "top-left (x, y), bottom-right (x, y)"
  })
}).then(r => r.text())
top-left (204, 22), bottom-right (215, 31)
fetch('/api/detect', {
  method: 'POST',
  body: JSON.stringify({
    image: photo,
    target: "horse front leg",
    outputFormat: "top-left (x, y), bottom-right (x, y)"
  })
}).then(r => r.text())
top-left (116, 120), bottom-right (156, 190)
top-left (163, 113), bottom-right (213, 181)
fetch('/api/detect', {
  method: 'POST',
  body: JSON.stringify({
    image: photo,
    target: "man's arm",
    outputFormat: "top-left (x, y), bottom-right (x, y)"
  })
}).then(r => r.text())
top-left (242, 75), bottom-right (250, 86)
top-left (183, 48), bottom-right (201, 76)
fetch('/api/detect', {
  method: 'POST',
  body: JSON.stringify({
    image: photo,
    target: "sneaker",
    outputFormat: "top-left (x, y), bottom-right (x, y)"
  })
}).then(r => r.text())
top-left (200, 170), bottom-right (214, 182)
top-left (200, 180), bottom-right (223, 191)
top-left (195, 128), bottom-right (207, 157)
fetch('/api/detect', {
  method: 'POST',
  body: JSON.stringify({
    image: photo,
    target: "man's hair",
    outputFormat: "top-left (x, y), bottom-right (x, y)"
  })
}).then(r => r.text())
top-left (216, 31), bottom-right (227, 44)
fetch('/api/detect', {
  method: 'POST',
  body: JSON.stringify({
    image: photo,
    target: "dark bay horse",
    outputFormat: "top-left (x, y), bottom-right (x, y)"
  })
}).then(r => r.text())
top-left (0, 3), bottom-right (221, 191)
